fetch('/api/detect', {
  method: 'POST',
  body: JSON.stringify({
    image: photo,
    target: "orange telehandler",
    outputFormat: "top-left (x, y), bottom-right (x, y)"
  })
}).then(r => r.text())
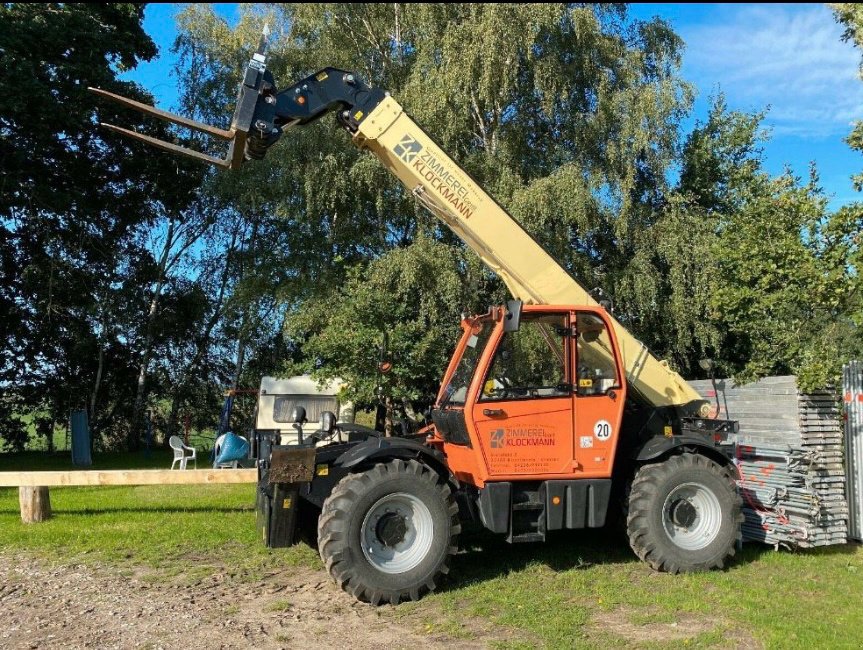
top-left (91, 36), bottom-right (742, 605)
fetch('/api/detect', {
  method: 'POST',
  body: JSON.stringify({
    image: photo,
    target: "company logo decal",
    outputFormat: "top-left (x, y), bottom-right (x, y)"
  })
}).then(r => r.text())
top-left (394, 134), bottom-right (478, 218)
top-left (490, 427), bottom-right (554, 449)
top-left (393, 135), bottom-right (422, 163)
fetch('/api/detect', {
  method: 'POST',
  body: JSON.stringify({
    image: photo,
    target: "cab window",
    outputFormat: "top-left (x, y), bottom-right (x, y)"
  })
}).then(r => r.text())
top-left (575, 313), bottom-right (620, 396)
top-left (480, 313), bottom-right (569, 401)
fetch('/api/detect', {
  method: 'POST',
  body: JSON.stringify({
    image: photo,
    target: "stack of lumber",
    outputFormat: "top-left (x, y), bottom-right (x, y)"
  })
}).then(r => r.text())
top-left (689, 376), bottom-right (847, 548)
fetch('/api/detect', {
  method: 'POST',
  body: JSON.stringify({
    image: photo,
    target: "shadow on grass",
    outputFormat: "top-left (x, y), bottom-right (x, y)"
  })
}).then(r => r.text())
top-left (441, 527), bottom-right (861, 594)
top-left (442, 526), bottom-right (638, 593)
top-left (0, 450), bottom-right (175, 472)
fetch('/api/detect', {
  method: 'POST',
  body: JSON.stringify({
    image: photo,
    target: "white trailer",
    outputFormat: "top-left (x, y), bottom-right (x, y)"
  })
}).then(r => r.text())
top-left (255, 375), bottom-right (355, 446)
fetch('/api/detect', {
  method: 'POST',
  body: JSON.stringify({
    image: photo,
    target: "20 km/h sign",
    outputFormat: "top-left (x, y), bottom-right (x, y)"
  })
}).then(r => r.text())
top-left (594, 420), bottom-right (612, 441)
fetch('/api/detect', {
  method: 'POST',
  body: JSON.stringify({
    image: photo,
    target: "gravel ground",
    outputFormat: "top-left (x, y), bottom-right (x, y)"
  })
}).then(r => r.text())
top-left (0, 553), bottom-right (499, 649)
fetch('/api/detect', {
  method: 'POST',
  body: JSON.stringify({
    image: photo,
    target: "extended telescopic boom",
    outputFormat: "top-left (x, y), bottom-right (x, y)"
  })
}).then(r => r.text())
top-left (90, 39), bottom-right (709, 421)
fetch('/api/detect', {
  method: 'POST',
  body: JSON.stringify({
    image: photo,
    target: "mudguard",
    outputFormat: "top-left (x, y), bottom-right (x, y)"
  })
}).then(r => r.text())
top-left (635, 435), bottom-right (731, 466)
top-left (334, 435), bottom-right (450, 478)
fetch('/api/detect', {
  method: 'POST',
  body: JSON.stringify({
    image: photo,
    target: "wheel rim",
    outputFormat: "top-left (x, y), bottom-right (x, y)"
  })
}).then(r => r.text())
top-left (361, 492), bottom-right (435, 574)
top-left (661, 482), bottom-right (722, 551)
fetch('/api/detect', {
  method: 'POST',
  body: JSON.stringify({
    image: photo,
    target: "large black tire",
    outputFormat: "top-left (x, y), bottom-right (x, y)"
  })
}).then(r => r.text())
top-left (317, 459), bottom-right (460, 605)
top-left (626, 453), bottom-right (742, 573)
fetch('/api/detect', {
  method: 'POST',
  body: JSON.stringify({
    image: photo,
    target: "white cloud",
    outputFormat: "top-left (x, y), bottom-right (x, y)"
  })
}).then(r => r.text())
top-left (680, 4), bottom-right (863, 139)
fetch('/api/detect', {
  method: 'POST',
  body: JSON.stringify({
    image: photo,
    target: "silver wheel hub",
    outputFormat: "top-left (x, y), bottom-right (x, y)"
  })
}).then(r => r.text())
top-left (662, 482), bottom-right (722, 551)
top-left (361, 492), bottom-right (434, 574)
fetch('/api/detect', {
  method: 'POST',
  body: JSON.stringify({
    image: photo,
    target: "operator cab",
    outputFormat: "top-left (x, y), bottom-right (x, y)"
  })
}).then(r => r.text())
top-left (430, 303), bottom-right (626, 486)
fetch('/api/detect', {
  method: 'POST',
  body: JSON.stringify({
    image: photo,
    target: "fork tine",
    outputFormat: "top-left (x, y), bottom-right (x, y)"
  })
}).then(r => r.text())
top-left (100, 123), bottom-right (231, 169)
top-left (88, 87), bottom-right (235, 141)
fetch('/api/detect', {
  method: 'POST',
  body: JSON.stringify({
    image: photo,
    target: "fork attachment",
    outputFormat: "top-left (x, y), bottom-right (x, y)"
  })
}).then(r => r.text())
top-left (90, 25), bottom-right (386, 170)
top-left (89, 48), bottom-right (276, 170)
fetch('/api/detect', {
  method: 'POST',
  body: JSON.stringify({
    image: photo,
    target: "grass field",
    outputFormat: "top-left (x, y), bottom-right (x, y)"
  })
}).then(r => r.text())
top-left (2, 451), bottom-right (862, 648)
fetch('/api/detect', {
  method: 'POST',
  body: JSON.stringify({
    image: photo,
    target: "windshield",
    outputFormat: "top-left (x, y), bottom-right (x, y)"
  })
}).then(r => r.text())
top-left (438, 321), bottom-right (492, 407)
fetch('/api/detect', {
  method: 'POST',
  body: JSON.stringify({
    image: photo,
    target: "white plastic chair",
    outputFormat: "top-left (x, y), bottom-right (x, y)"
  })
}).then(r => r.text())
top-left (169, 435), bottom-right (197, 470)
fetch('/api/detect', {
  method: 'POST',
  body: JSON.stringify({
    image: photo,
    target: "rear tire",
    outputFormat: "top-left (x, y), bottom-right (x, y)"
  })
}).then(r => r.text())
top-left (626, 453), bottom-right (742, 573)
top-left (317, 459), bottom-right (460, 605)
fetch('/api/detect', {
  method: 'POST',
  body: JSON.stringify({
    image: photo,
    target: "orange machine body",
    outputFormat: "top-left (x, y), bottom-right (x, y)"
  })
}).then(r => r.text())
top-left (430, 304), bottom-right (627, 488)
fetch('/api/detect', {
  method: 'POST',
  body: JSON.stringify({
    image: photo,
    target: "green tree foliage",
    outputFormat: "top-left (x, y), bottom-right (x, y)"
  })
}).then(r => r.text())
top-left (670, 94), bottom-right (861, 389)
top-left (711, 171), bottom-right (861, 389)
top-left (833, 3), bottom-right (863, 190)
top-left (831, 3), bottom-right (863, 358)
top-left (175, 4), bottom-right (701, 411)
top-left (0, 4), bottom-right (203, 449)
top-left (285, 237), bottom-right (469, 410)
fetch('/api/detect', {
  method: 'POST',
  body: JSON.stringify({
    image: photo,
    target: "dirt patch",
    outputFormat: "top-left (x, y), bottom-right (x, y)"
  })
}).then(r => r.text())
top-left (590, 606), bottom-right (761, 648)
top-left (0, 553), bottom-right (511, 649)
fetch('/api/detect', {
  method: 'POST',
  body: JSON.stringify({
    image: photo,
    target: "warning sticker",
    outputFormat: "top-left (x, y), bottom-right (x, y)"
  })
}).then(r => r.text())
top-left (580, 436), bottom-right (593, 449)
top-left (594, 420), bottom-right (612, 441)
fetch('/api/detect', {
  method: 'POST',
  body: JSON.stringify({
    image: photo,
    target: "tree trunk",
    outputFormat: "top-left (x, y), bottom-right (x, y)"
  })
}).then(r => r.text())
top-left (166, 387), bottom-right (182, 445)
top-left (384, 395), bottom-right (394, 437)
top-left (47, 412), bottom-right (55, 455)
top-left (130, 220), bottom-right (175, 450)
top-left (166, 222), bottom-right (242, 438)
top-left (230, 340), bottom-right (247, 393)
top-left (130, 288), bottom-right (161, 450)
top-left (90, 342), bottom-right (104, 428)
top-left (19, 487), bottom-right (51, 523)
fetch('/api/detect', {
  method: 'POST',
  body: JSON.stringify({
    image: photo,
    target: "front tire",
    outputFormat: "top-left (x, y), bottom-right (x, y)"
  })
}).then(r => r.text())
top-left (627, 453), bottom-right (742, 573)
top-left (317, 459), bottom-right (460, 605)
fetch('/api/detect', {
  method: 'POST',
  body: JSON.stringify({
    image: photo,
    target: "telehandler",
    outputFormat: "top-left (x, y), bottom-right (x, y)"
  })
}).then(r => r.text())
top-left (91, 35), bottom-right (742, 605)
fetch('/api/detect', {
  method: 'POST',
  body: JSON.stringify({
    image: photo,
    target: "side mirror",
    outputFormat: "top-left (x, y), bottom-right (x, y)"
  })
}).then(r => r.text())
top-left (503, 299), bottom-right (522, 333)
top-left (320, 410), bottom-right (336, 435)
top-left (291, 406), bottom-right (307, 425)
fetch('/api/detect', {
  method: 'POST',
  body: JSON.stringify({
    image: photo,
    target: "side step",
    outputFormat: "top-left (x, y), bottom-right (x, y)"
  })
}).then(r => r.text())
top-left (477, 479), bottom-right (614, 541)
top-left (508, 489), bottom-right (546, 543)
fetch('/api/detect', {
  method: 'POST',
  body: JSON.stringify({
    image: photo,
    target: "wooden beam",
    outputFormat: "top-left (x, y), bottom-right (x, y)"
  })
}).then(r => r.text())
top-left (0, 468), bottom-right (258, 488)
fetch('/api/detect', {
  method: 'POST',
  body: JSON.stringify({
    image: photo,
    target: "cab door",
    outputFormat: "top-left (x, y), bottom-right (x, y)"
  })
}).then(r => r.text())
top-left (471, 310), bottom-right (575, 479)
top-left (571, 310), bottom-right (626, 477)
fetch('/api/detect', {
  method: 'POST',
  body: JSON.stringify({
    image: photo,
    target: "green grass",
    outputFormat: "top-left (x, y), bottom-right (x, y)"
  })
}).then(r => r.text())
top-left (424, 530), bottom-right (863, 648)
top-left (0, 451), bottom-right (320, 581)
top-left (2, 452), bottom-right (862, 648)
top-left (264, 598), bottom-right (293, 612)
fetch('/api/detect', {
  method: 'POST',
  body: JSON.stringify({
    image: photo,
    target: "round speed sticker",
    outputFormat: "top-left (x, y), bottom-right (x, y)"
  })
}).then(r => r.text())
top-left (594, 420), bottom-right (612, 441)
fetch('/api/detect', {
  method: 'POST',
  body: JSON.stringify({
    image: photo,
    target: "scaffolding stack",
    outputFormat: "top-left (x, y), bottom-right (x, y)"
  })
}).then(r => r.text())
top-left (689, 376), bottom-right (847, 548)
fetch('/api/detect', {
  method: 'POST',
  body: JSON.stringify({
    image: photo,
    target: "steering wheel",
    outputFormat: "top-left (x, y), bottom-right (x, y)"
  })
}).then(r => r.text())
top-left (487, 375), bottom-right (513, 399)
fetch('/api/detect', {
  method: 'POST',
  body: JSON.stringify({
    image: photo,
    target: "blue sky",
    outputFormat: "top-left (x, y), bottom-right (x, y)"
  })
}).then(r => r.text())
top-left (122, 3), bottom-right (862, 210)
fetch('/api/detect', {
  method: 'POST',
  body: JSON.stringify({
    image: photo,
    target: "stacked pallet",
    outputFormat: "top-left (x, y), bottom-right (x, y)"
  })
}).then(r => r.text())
top-left (688, 376), bottom-right (847, 548)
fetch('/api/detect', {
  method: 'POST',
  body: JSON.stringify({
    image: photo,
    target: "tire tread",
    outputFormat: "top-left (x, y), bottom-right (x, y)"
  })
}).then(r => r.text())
top-left (317, 459), bottom-right (459, 605)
